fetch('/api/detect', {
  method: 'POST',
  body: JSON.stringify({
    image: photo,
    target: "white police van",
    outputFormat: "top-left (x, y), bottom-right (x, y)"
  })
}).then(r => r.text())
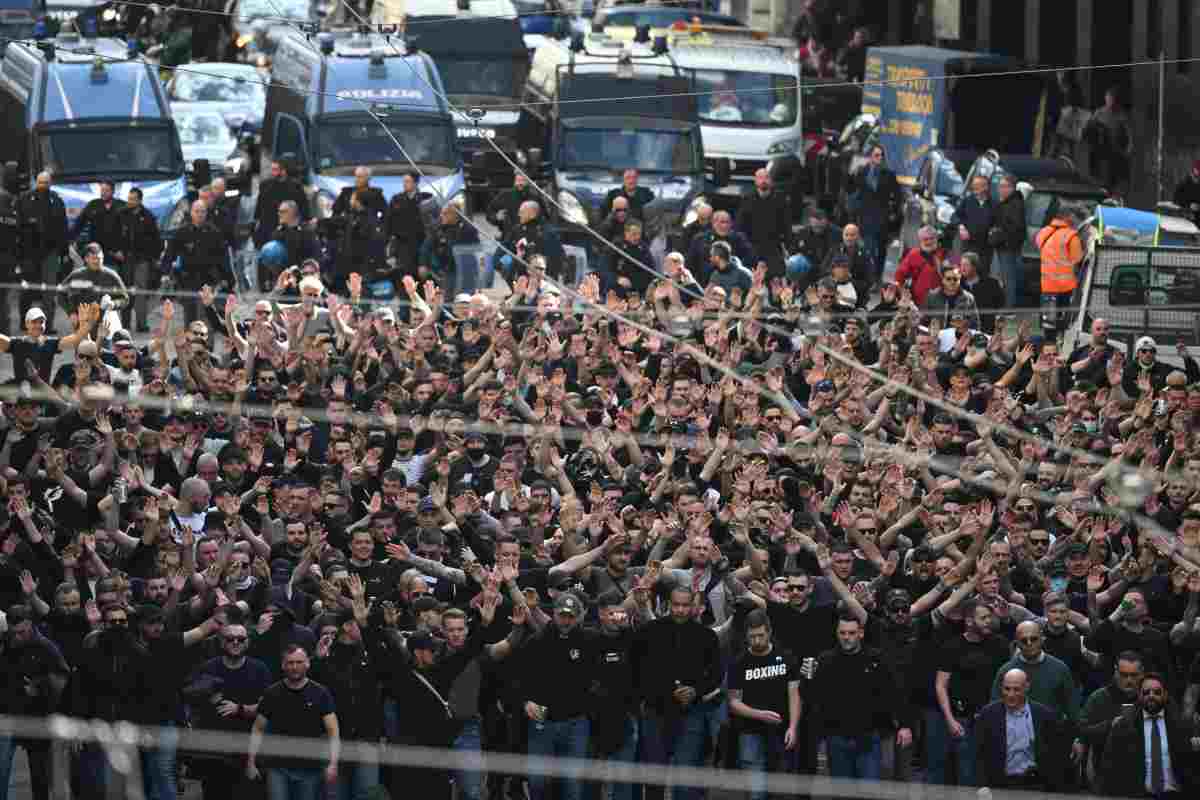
top-left (262, 26), bottom-right (465, 219)
top-left (0, 33), bottom-right (188, 232)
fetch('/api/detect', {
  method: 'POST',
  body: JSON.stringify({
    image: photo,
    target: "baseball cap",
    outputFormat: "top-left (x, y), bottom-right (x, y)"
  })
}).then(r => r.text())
top-left (1065, 542), bottom-right (1089, 557)
top-left (111, 330), bottom-right (135, 349)
top-left (24, 308), bottom-right (45, 324)
top-left (296, 416), bottom-right (314, 432)
top-left (77, 340), bottom-right (99, 358)
top-left (418, 496), bottom-right (437, 513)
top-left (814, 379), bottom-right (835, 393)
top-left (412, 596), bottom-right (440, 614)
top-left (553, 593), bottom-right (583, 616)
top-left (1135, 336), bottom-right (1157, 352)
top-left (137, 603), bottom-right (166, 623)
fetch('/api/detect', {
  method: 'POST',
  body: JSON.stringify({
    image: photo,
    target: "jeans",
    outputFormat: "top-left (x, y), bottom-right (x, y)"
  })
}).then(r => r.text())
top-left (641, 702), bottom-right (710, 800)
top-left (267, 766), bottom-right (324, 800)
top-left (0, 735), bottom-right (51, 800)
top-left (585, 712), bottom-right (640, 800)
top-left (993, 250), bottom-right (1022, 309)
top-left (140, 721), bottom-right (178, 800)
top-left (1041, 292), bottom-right (1073, 339)
top-left (737, 728), bottom-right (794, 800)
top-left (334, 753), bottom-right (379, 800)
top-left (78, 743), bottom-right (114, 800)
top-left (451, 718), bottom-right (483, 800)
top-left (527, 716), bottom-right (590, 800)
top-left (924, 709), bottom-right (977, 786)
top-left (825, 734), bottom-right (881, 781)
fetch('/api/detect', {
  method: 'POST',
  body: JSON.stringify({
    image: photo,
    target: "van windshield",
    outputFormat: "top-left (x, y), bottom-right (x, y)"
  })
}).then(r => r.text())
top-left (437, 59), bottom-right (525, 104)
top-left (315, 119), bottom-right (454, 170)
top-left (39, 126), bottom-right (182, 178)
top-left (694, 70), bottom-right (797, 126)
top-left (560, 128), bottom-right (698, 173)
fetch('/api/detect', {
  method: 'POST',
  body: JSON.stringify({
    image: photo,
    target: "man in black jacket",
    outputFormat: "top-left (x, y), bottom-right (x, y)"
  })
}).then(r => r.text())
top-left (118, 187), bottom-right (163, 332)
top-left (161, 201), bottom-right (230, 323)
top-left (1101, 673), bottom-right (1196, 797)
top-left (810, 614), bottom-right (910, 783)
top-left (604, 219), bottom-right (654, 297)
top-left (17, 171), bottom-right (69, 331)
top-left (601, 169), bottom-right (655, 221)
top-left (960, 251), bottom-right (1006, 334)
top-left (74, 603), bottom-right (152, 800)
top-left (264, 200), bottom-right (317, 287)
top-left (332, 166), bottom-right (386, 221)
top-left (992, 175), bottom-right (1026, 305)
top-left (737, 168), bottom-right (794, 276)
top-left (253, 159), bottom-right (307, 247)
top-left (76, 180), bottom-right (126, 258)
top-left (847, 145), bottom-right (899, 281)
top-left (633, 585), bottom-right (723, 800)
top-left (975, 669), bottom-right (1072, 791)
top-left (517, 592), bottom-right (598, 800)
top-left (951, 175), bottom-right (996, 275)
top-left (386, 172), bottom-right (426, 277)
top-left (487, 172), bottom-right (545, 240)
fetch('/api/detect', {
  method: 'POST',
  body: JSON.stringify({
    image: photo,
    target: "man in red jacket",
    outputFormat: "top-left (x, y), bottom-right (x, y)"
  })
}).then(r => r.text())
top-left (895, 225), bottom-right (946, 306)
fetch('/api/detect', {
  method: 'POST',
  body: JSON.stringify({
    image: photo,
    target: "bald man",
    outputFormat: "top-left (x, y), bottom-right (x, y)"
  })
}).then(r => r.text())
top-left (332, 166), bottom-right (385, 220)
top-left (975, 668), bottom-right (1072, 790)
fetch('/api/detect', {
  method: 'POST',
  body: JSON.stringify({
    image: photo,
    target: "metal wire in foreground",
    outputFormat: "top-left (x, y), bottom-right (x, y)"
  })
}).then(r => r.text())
top-left (0, 713), bottom-right (1114, 800)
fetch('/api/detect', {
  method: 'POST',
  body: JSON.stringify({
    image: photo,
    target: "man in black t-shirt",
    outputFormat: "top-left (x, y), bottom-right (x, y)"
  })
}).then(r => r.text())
top-left (0, 304), bottom-right (93, 384)
top-left (930, 600), bottom-right (1010, 786)
top-left (247, 644), bottom-right (340, 793)
top-left (729, 610), bottom-right (800, 800)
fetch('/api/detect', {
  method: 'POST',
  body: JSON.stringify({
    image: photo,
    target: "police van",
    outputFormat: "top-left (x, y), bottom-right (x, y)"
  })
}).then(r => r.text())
top-left (262, 27), bottom-right (465, 220)
top-left (0, 33), bottom-right (188, 231)
top-left (521, 31), bottom-right (720, 249)
top-left (667, 28), bottom-right (804, 216)
top-left (403, 11), bottom-right (529, 207)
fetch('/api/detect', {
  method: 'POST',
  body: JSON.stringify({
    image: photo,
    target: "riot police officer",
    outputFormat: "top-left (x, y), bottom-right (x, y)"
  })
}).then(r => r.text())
top-left (118, 187), bottom-right (162, 332)
top-left (418, 202), bottom-right (479, 292)
top-left (386, 171), bottom-right (426, 277)
top-left (76, 179), bottom-right (127, 261)
top-left (486, 172), bottom-right (545, 240)
top-left (253, 158), bottom-right (307, 247)
top-left (333, 166), bottom-right (386, 221)
top-left (261, 200), bottom-right (317, 289)
top-left (161, 200), bottom-right (228, 322)
top-left (17, 171), bottom-right (69, 331)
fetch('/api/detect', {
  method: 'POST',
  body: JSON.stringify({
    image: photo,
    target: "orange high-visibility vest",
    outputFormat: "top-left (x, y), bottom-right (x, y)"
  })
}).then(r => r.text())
top-left (1036, 219), bottom-right (1083, 294)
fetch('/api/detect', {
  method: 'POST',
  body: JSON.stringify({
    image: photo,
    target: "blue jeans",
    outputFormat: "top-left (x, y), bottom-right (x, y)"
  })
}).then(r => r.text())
top-left (0, 735), bottom-right (51, 800)
top-left (141, 721), bottom-right (179, 800)
top-left (825, 734), bottom-right (881, 781)
top-left (994, 250), bottom-right (1022, 309)
top-left (268, 766), bottom-right (324, 800)
top-left (527, 716), bottom-right (590, 800)
top-left (924, 709), bottom-right (977, 786)
top-left (451, 719), bottom-right (483, 800)
top-left (641, 702), bottom-right (711, 800)
top-left (78, 743), bottom-right (114, 800)
top-left (585, 713), bottom-right (640, 800)
top-left (737, 729), bottom-right (795, 800)
top-left (335, 745), bottom-right (379, 800)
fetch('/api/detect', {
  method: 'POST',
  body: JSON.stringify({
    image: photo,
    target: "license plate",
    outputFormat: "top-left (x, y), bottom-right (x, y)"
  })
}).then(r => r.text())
top-left (457, 127), bottom-right (496, 139)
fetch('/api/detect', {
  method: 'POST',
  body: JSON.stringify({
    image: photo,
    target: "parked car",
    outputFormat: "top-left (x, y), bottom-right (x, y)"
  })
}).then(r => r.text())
top-left (166, 61), bottom-right (268, 138)
top-left (173, 106), bottom-right (242, 185)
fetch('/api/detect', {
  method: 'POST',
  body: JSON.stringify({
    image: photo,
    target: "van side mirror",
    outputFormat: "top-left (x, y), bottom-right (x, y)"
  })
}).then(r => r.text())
top-left (712, 158), bottom-right (731, 188)
top-left (525, 148), bottom-right (544, 177)
top-left (471, 151), bottom-right (488, 172)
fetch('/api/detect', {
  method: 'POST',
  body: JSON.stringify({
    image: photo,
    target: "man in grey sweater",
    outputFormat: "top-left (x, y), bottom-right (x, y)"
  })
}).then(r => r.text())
top-left (990, 620), bottom-right (1079, 723)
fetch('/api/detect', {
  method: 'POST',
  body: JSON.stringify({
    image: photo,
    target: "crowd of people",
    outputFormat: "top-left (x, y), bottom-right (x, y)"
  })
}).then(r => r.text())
top-left (2, 135), bottom-right (1200, 800)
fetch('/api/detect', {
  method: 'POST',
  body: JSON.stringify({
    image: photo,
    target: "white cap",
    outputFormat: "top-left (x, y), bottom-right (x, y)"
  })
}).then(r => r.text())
top-left (454, 293), bottom-right (473, 304)
top-left (1135, 336), bottom-right (1157, 352)
top-left (25, 307), bottom-right (45, 324)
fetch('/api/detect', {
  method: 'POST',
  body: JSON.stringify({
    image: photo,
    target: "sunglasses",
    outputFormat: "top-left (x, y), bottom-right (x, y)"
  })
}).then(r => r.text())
top-left (224, 635), bottom-right (248, 643)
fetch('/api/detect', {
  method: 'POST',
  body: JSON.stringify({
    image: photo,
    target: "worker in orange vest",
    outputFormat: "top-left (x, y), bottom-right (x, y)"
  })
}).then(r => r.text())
top-left (1035, 207), bottom-right (1085, 339)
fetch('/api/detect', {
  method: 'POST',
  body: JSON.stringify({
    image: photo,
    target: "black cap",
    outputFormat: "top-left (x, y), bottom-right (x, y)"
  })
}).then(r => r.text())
top-left (137, 603), bottom-right (166, 623)
top-left (1066, 542), bottom-right (1089, 557)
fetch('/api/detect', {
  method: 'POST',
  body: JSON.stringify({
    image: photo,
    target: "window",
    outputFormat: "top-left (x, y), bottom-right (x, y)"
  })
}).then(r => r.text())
top-left (694, 70), bottom-right (797, 127)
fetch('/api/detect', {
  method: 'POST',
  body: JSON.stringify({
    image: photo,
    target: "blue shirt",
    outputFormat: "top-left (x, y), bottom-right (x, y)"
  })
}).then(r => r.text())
top-left (1005, 703), bottom-right (1036, 776)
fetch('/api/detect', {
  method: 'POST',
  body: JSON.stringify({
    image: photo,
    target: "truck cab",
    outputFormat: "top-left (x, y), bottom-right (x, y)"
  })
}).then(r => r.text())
top-left (667, 27), bottom-right (803, 215)
top-left (404, 10), bottom-right (530, 208)
top-left (263, 27), bottom-right (464, 222)
top-left (521, 31), bottom-right (717, 249)
top-left (0, 33), bottom-right (187, 232)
